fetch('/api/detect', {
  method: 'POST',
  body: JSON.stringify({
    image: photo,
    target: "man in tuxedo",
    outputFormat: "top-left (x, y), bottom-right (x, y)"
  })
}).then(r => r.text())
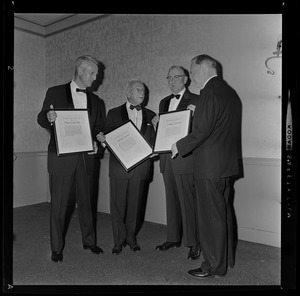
top-left (37, 55), bottom-right (106, 262)
top-left (97, 80), bottom-right (156, 255)
top-left (152, 66), bottom-right (200, 260)
top-left (171, 55), bottom-right (243, 278)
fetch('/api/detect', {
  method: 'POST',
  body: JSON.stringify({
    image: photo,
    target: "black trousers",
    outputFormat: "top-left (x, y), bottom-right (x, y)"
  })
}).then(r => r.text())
top-left (49, 155), bottom-right (95, 252)
top-left (195, 178), bottom-right (234, 275)
top-left (162, 158), bottom-right (198, 247)
top-left (110, 178), bottom-right (147, 246)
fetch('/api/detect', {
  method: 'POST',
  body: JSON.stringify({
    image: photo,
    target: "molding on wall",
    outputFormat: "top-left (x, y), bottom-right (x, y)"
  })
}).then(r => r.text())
top-left (14, 151), bottom-right (48, 156)
top-left (14, 14), bottom-right (110, 38)
top-left (238, 226), bottom-right (281, 248)
top-left (243, 157), bottom-right (281, 166)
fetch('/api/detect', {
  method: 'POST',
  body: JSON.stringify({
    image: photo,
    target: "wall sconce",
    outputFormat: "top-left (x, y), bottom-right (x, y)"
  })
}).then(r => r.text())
top-left (265, 34), bottom-right (282, 75)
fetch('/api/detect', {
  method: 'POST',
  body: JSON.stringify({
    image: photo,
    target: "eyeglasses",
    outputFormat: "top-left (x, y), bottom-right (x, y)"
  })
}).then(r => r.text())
top-left (166, 75), bottom-right (186, 81)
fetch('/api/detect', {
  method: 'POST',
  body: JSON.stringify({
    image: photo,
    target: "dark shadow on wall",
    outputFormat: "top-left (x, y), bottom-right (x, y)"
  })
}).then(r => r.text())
top-left (141, 84), bottom-right (150, 108)
top-left (89, 61), bottom-right (107, 240)
top-left (88, 61), bottom-right (106, 93)
top-left (182, 67), bottom-right (191, 89)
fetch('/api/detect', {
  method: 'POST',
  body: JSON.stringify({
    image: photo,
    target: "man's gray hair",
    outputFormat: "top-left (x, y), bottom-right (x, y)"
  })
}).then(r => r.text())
top-left (76, 55), bottom-right (99, 67)
top-left (192, 54), bottom-right (217, 69)
top-left (74, 55), bottom-right (99, 76)
top-left (125, 80), bottom-right (144, 95)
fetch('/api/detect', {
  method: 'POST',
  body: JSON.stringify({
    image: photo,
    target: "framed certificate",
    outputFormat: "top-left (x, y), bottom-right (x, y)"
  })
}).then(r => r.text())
top-left (153, 109), bottom-right (192, 153)
top-left (104, 120), bottom-right (153, 172)
top-left (53, 109), bottom-right (94, 156)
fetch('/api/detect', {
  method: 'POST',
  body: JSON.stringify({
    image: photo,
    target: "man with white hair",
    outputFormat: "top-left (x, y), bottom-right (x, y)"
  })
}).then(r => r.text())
top-left (97, 80), bottom-right (156, 255)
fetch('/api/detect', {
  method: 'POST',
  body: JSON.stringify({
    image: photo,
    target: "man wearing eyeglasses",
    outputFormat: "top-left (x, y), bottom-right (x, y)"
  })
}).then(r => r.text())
top-left (152, 66), bottom-right (200, 260)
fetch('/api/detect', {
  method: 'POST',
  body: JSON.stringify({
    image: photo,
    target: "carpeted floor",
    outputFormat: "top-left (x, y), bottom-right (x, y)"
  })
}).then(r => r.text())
top-left (11, 203), bottom-right (281, 291)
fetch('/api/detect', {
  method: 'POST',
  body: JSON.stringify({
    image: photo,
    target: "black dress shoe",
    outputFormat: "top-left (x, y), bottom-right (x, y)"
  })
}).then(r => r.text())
top-left (155, 241), bottom-right (181, 251)
top-left (187, 245), bottom-right (201, 260)
top-left (51, 251), bottom-right (63, 262)
top-left (188, 267), bottom-right (225, 278)
top-left (126, 241), bottom-right (141, 252)
top-left (83, 245), bottom-right (104, 254)
top-left (112, 244), bottom-right (123, 255)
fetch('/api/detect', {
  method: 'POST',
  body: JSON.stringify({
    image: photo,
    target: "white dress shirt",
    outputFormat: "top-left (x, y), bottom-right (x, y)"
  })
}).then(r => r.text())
top-left (168, 88), bottom-right (186, 111)
top-left (70, 80), bottom-right (87, 109)
top-left (126, 101), bottom-right (142, 130)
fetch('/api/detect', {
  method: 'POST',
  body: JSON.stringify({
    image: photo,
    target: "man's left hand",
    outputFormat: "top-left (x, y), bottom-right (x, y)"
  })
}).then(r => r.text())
top-left (88, 141), bottom-right (98, 155)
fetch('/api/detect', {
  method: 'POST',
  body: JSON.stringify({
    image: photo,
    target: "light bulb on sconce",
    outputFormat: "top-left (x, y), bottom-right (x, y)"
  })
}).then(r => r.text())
top-left (273, 33), bottom-right (282, 56)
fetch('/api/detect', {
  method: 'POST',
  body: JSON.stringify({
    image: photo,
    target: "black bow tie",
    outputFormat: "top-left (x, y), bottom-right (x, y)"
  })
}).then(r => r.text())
top-left (76, 88), bottom-right (87, 94)
top-left (171, 94), bottom-right (180, 99)
top-left (130, 104), bottom-right (142, 111)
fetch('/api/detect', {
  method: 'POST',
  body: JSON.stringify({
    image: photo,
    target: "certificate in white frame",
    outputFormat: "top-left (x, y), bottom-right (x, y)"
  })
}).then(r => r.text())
top-left (153, 109), bottom-right (192, 153)
top-left (53, 109), bottom-right (94, 156)
top-left (104, 120), bottom-right (153, 172)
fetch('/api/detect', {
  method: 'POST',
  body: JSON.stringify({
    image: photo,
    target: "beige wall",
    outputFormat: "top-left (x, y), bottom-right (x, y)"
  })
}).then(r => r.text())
top-left (14, 30), bottom-right (48, 153)
top-left (13, 152), bottom-right (49, 207)
top-left (13, 14), bottom-right (282, 247)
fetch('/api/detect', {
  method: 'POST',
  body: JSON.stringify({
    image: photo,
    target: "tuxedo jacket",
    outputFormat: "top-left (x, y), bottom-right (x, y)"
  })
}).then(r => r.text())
top-left (37, 82), bottom-right (106, 176)
top-left (159, 89), bottom-right (198, 174)
top-left (177, 76), bottom-right (242, 179)
top-left (104, 103), bottom-right (156, 179)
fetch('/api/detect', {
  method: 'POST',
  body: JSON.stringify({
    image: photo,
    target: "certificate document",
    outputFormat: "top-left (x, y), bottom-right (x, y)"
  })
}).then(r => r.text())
top-left (54, 109), bottom-right (94, 156)
top-left (153, 109), bottom-right (192, 153)
top-left (104, 120), bottom-right (153, 172)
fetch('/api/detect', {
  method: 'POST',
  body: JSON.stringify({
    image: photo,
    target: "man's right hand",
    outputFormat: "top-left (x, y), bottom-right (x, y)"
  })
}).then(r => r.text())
top-left (47, 104), bottom-right (57, 124)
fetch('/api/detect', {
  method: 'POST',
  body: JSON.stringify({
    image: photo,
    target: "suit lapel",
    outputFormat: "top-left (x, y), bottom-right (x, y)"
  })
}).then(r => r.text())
top-left (86, 92), bottom-right (92, 115)
top-left (162, 97), bottom-right (171, 112)
top-left (66, 83), bottom-right (74, 108)
top-left (121, 103), bottom-right (129, 122)
top-left (177, 90), bottom-right (190, 110)
top-left (85, 92), bottom-right (93, 129)
top-left (140, 109), bottom-right (147, 135)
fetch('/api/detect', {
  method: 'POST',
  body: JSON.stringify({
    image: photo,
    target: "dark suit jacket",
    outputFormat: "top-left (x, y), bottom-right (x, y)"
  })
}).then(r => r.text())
top-left (159, 89), bottom-right (198, 174)
top-left (177, 76), bottom-right (242, 179)
top-left (104, 103), bottom-right (156, 179)
top-left (37, 82), bottom-right (106, 176)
